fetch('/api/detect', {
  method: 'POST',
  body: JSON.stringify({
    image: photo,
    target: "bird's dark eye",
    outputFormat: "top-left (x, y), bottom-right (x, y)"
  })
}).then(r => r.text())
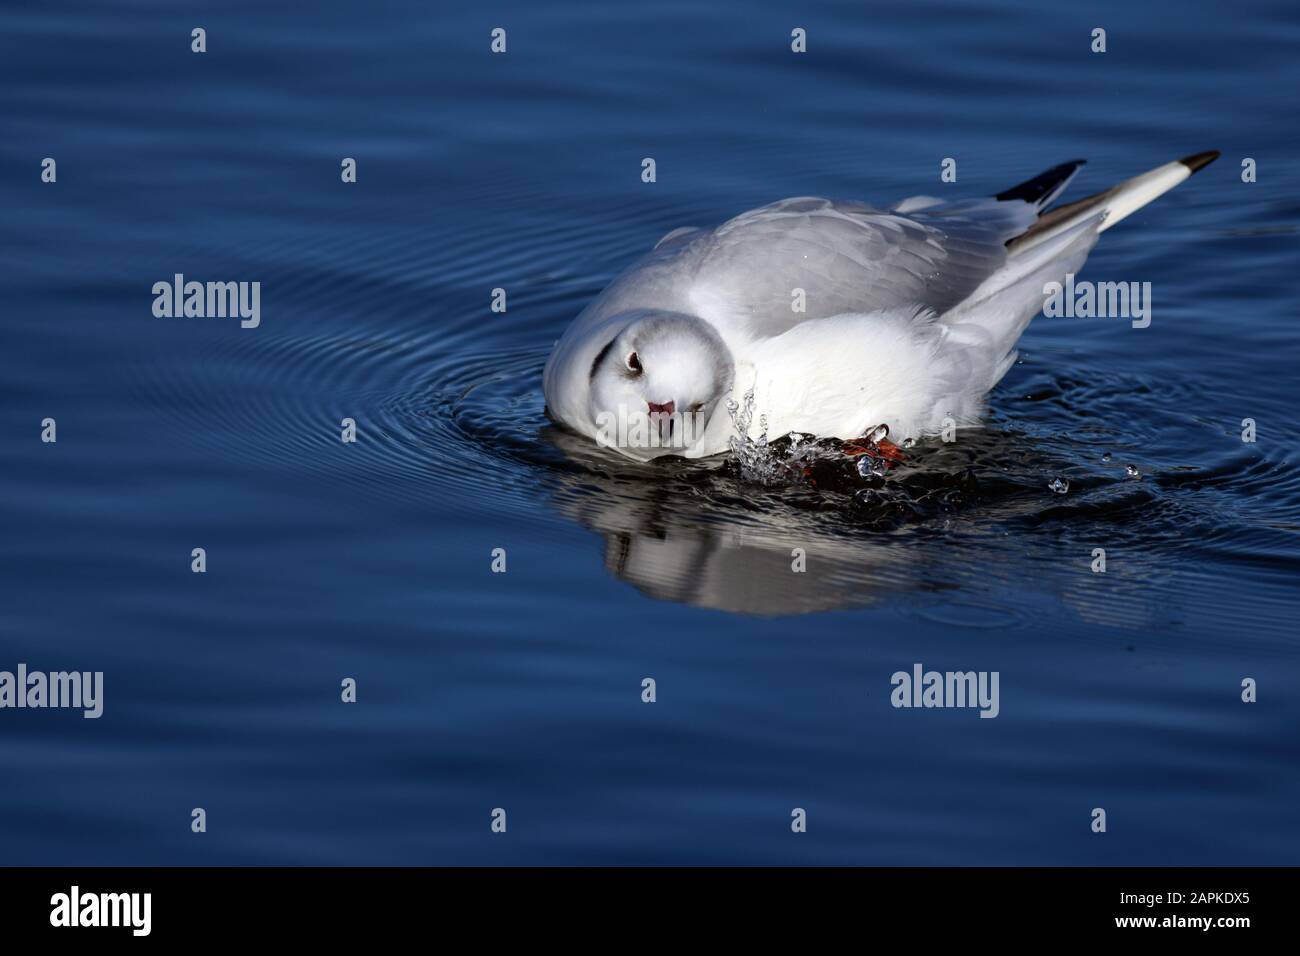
top-left (626, 351), bottom-right (642, 374)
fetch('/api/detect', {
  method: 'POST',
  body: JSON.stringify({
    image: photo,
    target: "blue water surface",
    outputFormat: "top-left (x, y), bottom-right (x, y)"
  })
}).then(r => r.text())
top-left (2, 0), bottom-right (1298, 865)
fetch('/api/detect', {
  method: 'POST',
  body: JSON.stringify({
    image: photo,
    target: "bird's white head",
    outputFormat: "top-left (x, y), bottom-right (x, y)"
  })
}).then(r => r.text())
top-left (586, 310), bottom-right (734, 459)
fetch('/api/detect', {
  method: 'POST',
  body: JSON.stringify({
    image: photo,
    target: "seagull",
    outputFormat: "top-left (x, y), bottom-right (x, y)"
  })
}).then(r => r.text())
top-left (543, 151), bottom-right (1219, 461)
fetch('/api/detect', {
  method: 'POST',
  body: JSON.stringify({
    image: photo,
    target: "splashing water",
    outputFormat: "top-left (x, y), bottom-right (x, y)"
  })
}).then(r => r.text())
top-left (724, 391), bottom-right (832, 484)
top-left (725, 390), bottom-right (906, 490)
top-left (726, 390), bottom-right (786, 485)
top-left (722, 391), bottom-right (1119, 515)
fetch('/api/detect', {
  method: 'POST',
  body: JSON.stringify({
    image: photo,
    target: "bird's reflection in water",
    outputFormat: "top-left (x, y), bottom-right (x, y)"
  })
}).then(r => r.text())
top-left (539, 421), bottom-right (1168, 623)
top-left (540, 426), bottom-right (931, 615)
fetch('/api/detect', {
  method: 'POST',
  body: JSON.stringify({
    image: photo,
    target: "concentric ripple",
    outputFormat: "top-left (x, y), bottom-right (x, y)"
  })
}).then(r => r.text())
top-left (114, 223), bottom-right (1300, 624)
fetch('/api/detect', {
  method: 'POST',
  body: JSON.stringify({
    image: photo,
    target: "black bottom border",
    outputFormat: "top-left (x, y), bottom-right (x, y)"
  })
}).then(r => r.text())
top-left (0, 866), bottom-right (1285, 940)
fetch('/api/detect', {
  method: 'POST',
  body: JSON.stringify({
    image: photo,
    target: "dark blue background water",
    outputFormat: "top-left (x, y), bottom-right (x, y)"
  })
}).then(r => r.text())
top-left (3, 0), bottom-right (1298, 865)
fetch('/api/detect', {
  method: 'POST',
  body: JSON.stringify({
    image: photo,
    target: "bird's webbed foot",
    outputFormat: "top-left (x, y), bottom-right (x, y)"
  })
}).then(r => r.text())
top-left (841, 423), bottom-right (907, 466)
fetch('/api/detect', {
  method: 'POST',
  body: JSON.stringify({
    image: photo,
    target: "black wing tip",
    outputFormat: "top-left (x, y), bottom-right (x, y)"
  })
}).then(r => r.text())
top-left (994, 159), bottom-right (1087, 205)
top-left (1178, 150), bottom-right (1220, 174)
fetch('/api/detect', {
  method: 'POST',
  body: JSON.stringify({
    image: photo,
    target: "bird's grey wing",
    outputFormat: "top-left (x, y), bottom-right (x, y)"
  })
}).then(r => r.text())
top-left (685, 196), bottom-right (1039, 340)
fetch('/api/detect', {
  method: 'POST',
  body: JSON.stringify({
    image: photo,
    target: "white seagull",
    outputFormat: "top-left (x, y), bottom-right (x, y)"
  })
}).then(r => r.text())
top-left (543, 152), bottom-right (1218, 461)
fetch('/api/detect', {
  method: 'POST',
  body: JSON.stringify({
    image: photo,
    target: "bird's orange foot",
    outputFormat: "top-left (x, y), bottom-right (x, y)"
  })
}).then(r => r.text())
top-left (875, 437), bottom-right (907, 462)
top-left (842, 425), bottom-right (907, 465)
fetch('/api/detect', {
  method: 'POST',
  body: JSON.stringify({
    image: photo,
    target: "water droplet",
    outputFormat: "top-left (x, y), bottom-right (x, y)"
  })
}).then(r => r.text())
top-left (1101, 452), bottom-right (1112, 463)
top-left (1047, 476), bottom-right (1070, 494)
top-left (853, 488), bottom-right (885, 508)
top-left (865, 423), bottom-right (889, 444)
top-left (902, 437), bottom-right (916, 449)
top-left (857, 456), bottom-right (887, 479)
top-left (1125, 464), bottom-right (1141, 479)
